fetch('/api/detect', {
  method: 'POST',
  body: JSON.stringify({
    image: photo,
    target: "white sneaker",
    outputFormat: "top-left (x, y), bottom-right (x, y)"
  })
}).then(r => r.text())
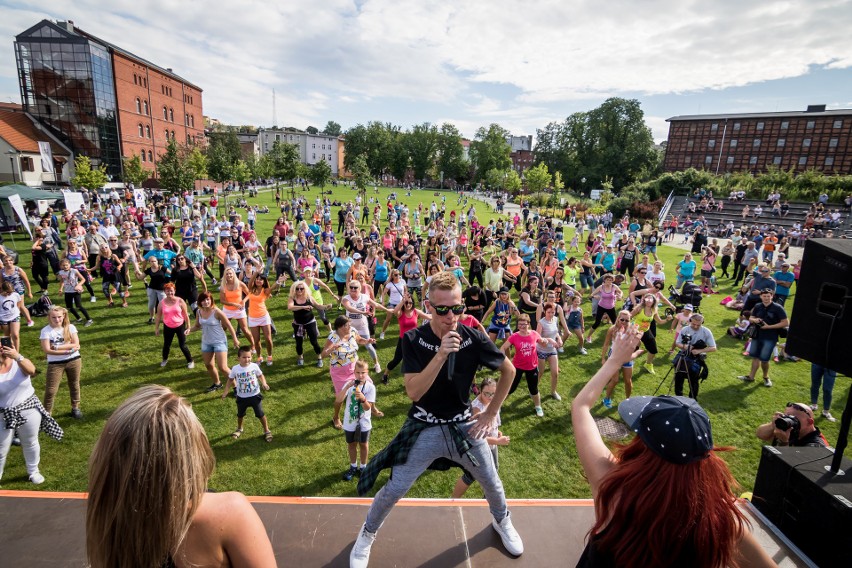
top-left (90, 296), bottom-right (97, 303)
top-left (557, 347), bottom-right (564, 353)
top-left (160, 360), bottom-right (168, 367)
top-left (551, 392), bottom-right (562, 401)
top-left (492, 511), bottom-right (524, 556)
top-left (350, 524), bottom-right (377, 568)
top-left (29, 472), bottom-right (45, 485)
top-left (187, 361), bottom-right (195, 369)
top-left (823, 410), bottom-right (837, 422)
top-left (534, 406), bottom-right (544, 417)
top-left (374, 363), bottom-right (381, 374)
top-left (317, 359), bottom-right (324, 368)
top-left (379, 332), bottom-right (385, 340)
top-left (580, 347), bottom-right (588, 355)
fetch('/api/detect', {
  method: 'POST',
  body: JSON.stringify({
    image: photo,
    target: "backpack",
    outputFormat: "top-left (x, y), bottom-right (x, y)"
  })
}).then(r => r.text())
top-left (28, 294), bottom-right (53, 317)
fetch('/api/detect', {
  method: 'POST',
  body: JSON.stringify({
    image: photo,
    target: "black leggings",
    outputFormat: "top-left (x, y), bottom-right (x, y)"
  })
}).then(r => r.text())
top-left (468, 268), bottom-right (483, 289)
top-left (335, 280), bottom-right (346, 297)
top-left (591, 306), bottom-right (617, 330)
top-left (386, 338), bottom-right (404, 373)
top-left (64, 292), bottom-right (90, 321)
top-left (720, 256), bottom-right (731, 277)
top-left (294, 321), bottom-right (321, 356)
top-left (32, 265), bottom-right (50, 291)
top-left (640, 330), bottom-right (658, 355)
top-left (163, 324), bottom-right (192, 362)
top-left (509, 367), bottom-right (540, 396)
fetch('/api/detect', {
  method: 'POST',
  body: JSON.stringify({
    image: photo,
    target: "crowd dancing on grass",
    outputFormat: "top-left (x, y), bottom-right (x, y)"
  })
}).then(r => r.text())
top-left (0, 183), bottom-right (839, 497)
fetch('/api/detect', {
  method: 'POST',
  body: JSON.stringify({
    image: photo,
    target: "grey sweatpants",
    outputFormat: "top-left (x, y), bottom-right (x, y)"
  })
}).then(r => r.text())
top-left (364, 421), bottom-right (508, 533)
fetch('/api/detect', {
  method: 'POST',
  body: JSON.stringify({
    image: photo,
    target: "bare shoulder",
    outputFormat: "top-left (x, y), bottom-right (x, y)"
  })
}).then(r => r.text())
top-left (195, 491), bottom-right (255, 522)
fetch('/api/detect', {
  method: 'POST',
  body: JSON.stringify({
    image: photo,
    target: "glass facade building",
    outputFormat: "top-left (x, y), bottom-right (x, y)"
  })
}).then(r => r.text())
top-left (15, 21), bottom-right (122, 177)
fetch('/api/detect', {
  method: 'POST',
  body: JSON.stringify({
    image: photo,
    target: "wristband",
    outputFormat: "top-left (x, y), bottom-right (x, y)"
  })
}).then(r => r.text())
top-left (16, 355), bottom-right (24, 362)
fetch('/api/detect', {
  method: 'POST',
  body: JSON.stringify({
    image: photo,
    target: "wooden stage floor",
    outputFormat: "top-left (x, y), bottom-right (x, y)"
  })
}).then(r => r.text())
top-left (0, 492), bottom-right (815, 567)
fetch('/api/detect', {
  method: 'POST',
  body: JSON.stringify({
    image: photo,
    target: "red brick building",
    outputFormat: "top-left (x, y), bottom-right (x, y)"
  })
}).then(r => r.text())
top-left (15, 19), bottom-right (203, 180)
top-left (663, 106), bottom-right (852, 175)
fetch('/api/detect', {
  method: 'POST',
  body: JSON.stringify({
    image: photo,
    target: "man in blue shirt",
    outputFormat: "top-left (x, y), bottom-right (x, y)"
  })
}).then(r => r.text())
top-left (772, 263), bottom-right (795, 306)
top-left (143, 238), bottom-right (178, 274)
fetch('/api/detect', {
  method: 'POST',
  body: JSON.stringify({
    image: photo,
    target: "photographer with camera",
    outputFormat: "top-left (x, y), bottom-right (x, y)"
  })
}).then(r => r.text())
top-left (673, 313), bottom-right (717, 398)
top-left (756, 402), bottom-right (829, 448)
top-left (737, 289), bottom-right (788, 388)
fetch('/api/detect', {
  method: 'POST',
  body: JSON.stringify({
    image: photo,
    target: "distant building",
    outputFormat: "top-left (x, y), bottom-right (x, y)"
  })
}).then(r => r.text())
top-left (258, 127), bottom-right (338, 176)
top-left (14, 19), bottom-right (204, 179)
top-left (663, 105), bottom-right (852, 175)
top-left (0, 102), bottom-right (74, 185)
top-left (506, 134), bottom-right (535, 174)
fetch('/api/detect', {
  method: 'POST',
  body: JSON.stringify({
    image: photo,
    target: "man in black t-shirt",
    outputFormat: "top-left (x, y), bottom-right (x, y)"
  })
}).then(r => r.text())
top-left (350, 272), bottom-right (523, 567)
top-left (756, 402), bottom-right (830, 448)
top-left (737, 289), bottom-right (788, 388)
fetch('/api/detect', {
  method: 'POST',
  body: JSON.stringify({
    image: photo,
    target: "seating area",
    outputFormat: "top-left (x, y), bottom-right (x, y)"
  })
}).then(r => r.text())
top-left (670, 195), bottom-right (852, 240)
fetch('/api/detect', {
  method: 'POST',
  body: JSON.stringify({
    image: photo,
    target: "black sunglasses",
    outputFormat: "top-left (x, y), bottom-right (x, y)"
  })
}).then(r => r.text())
top-left (787, 402), bottom-right (812, 417)
top-left (432, 304), bottom-right (465, 316)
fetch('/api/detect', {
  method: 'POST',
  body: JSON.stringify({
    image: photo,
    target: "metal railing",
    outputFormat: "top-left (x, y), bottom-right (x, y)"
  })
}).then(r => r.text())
top-left (657, 191), bottom-right (675, 225)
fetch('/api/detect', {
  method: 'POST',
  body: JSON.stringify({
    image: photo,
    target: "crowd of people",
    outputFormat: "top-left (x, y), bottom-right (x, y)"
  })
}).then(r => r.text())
top-left (1, 182), bottom-right (841, 567)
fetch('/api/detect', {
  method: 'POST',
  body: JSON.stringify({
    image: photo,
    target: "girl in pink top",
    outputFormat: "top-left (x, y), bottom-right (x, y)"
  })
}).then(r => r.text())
top-left (500, 313), bottom-right (556, 417)
top-left (381, 295), bottom-right (430, 385)
top-left (154, 283), bottom-right (194, 368)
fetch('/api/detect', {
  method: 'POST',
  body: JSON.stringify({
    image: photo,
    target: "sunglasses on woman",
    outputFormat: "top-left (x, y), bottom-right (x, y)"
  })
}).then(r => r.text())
top-left (431, 304), bottom-right (466, 316)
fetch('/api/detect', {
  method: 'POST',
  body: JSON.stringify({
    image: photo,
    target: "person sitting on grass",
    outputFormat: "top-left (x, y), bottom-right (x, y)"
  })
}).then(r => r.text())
top-left (221, 345), bottom-right (272, 442)
top-left (337, 360), bottom-right (377, 481)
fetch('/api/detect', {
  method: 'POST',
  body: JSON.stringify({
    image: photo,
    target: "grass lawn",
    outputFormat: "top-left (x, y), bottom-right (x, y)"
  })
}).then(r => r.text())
top-left (0, 182), bottom-right (845, 499)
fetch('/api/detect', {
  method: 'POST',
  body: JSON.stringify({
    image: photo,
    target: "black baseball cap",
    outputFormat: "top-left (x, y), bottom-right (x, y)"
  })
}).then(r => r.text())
top-left (618, 395), bottom-right (713, 465)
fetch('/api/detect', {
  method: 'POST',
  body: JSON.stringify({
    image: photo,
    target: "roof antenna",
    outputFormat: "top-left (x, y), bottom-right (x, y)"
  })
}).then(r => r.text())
top-left (272, 88), bottom-right (277, 128)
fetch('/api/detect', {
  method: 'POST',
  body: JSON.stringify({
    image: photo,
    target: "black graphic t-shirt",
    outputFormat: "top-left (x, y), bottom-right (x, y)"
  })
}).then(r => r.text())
top-left (402, 324), bottom-right (505, 423)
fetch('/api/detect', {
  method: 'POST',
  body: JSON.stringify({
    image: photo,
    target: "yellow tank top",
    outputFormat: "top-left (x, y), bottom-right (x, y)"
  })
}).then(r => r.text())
top-left (634, 309), bottom-right (655, 333)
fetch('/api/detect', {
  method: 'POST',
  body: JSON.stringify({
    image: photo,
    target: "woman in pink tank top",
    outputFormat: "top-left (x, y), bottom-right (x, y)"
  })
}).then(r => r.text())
top-left (155, 283), bottom-right (194, 368)
top-left (381, 294), bottom-right (431, 385)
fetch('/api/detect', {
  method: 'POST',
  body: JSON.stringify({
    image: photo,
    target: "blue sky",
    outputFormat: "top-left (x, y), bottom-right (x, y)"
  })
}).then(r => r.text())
top-left (1, 0), bottom-right (850, 143)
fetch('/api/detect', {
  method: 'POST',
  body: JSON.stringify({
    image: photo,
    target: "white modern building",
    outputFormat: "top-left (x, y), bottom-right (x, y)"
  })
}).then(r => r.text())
top-left (258, 128), bottom-right (338, 176)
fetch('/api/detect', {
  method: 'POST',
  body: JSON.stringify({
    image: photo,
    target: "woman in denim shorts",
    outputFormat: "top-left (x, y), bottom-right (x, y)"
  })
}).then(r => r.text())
top-left (190, 291), bottom-right (239, 393)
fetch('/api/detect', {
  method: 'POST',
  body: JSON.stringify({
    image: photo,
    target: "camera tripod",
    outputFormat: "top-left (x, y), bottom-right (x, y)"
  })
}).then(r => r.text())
top-left (653, 348), bottom-right (697, 398)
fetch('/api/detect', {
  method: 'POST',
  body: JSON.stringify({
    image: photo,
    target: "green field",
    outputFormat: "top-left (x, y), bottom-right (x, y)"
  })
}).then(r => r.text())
top-left (0, 182), bottom-right (845, 499)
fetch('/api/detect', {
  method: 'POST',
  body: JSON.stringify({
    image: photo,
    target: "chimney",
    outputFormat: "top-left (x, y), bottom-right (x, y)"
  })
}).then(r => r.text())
top-left (166, 68), bottom-right (173, 73)
top-left (58, 20), bottom-right (75, 32)
top-left (806, 105), bottom-right (826, 113)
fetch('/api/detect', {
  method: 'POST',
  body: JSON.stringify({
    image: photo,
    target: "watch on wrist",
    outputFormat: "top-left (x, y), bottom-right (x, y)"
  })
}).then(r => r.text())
top-left (16, 355), bottom-right (24, 362)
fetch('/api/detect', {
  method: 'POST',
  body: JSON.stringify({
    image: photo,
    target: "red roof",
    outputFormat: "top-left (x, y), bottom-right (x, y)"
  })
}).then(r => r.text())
top-left (0, 108), bottom-right (69, 155)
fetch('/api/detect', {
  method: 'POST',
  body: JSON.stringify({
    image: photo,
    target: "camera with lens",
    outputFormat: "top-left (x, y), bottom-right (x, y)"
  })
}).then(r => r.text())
top-left (774, 414), bottom-right (800, 432)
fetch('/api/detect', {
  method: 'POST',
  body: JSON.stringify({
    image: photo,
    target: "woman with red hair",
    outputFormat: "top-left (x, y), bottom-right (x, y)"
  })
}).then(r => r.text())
top-left (571, 325), bottom-right (776, 568)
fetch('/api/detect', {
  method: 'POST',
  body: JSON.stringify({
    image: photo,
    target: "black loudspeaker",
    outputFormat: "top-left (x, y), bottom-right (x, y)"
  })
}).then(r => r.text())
top-left (752, 446), bottom-right (852, 568)
top-left (786, 238), bottom-right (852, 377)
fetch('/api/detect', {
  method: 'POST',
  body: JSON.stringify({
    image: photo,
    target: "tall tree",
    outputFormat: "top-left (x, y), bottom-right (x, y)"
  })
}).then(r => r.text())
top-left (187, 146), bottom-right (208, 180)
top-left (306, 126), bottom-right (319, 134)
top-left (504, 170), bottom-right (522, 193)
top-left (436, 123), bottom-right (466, 185)
top-left (232, 160), bottom-right (251, 184)
top-left (323, 121), bottom-right (342, 136)
top-left (349, 154), bottom-right (371, 197)
top-left (364, 121), bottom-right (394, 179)
top-left (407, 122), bottom-right (438, 183)
top-left (71, 155), bottom-right (109, 190)
top-left (206, 130), bottom-right (241, 184)
top-left (525, 162), bottom-right (552, 194)
top-left (308, 159), bottom-right (333, 190)
top-left (158, 139), bottom-right (195, 193)
top-left (122, 154), bottom-right (148, 187)
top-left (343, 124), bottom-right (368, 172)
top-left (267, 140), bottom-right (300, 183)
top-left (388, 130), bottom-right (411, 183)
top-left (469, 124), bottom-right (512, 181)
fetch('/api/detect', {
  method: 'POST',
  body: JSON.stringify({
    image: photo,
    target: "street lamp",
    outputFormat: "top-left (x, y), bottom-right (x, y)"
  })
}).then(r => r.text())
top-left (6, 150), bottom-right (18, 184)
top-left (581, 177), bottom-right (586, 196)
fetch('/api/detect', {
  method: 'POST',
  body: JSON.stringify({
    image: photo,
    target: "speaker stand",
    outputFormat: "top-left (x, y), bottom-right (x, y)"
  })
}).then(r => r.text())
top-left (827, 381), bottom-right (851, 475)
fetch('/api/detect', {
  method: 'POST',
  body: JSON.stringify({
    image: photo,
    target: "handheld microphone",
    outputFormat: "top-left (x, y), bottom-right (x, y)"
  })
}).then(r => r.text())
top-left (447, 322), bottom-right (457, 380)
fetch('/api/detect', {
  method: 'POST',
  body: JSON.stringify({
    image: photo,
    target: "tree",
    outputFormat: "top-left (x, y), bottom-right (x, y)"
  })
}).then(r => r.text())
top-left (251, 154), bottom-right (274, 180)
top-left (187, 146), bottom-right (208, 180)
top-left (436, 123), bottom-right (466, 185)
top-left (469, 124), bottom-right (512, 181)
top-left (157, 139), bottom-right (195, 193)
top-left (71, 155), bottom-right (108, 190)
top-left (121, 154), bottom-right (148, 187)
top-left (267, 140), bottom-right (301, 183)
top-left (206, 130), bottom-right (241, 184)
top-left (504, 170), bottom-right (522, 193)
top-left (323, 121), bottom-right (342, 136)
top-left (343, 122), bottom-right (395, 180)
top-left (349, 154), bottom-right (371, 196)
top-left (232, 160), bottom-right (251, 184)
top-left (388, 130), bottom-right (410, 183)
top-left (484, 168), bottom-right (507, 190)
top-left (407, 122), bottom-right (438, 183)
top-left (306, 126), bottom-right (319, 135)
top-left (308, 159), bottom-right (333, 190)
top-left (525, 162), bottom-right (552, 194)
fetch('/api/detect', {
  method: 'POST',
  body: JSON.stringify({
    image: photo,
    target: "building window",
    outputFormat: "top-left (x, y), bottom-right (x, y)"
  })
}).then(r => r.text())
top-left (138, 124), bottom-right (143, 137)
top-left (807, 121), bottom-right (815, 129)
top-left (726, 156), bottom-right (734, 165)
top-left (148, 150), bottom-right (153, 162)
top-left (143, 100), bottom-right (148, 115)
top-left (187, 134), bottom-right (191, 144)
top-left (756, 122), bottom-right (764, 131)
top-left (312, 143), bottom-right (316, 148)
top-left (312, 153), bottom-right (316, 159)
top-left (733, 122), bottom-right (741, 131)
top-left (190, 115), bottom-right (194, 128)
top-left (803, 138), bottom-right (811, 147)
top-left (749, 156), bottom-right (758, 165)
top-left (710, 123), bottom-right (718, 133)
top-left (753, 139), bottom-right (761, 147)
top-left (133, 74), bottom-right (137, 85)
top-left (730, 139), bottom-right (738, 148)
top-left (169, 108), bottom-right (174, 122)
top-left (289, 135), bottom-right (293, 141)
top-left (687, 140), bottom-right (694, 149)
top-left (163, 106), bottom-right (168, 120)
top-left (165, 129), bottom-right (170, 140)
top-left (834, 120), bottom-right (843, 128)
top-left (275, 134), bottom-right (280, 141)
top-left (171, 130), bottom-right (175, 140)
top-left (136, 98), bottom-right (141, 113)
top-left (825, 157), bottom-right (835, 166)
top-left (146, 125), bottom-right (151, 138)
top-left (798, 156), bottom-right (807, 166)
top-left (777, 138), bottom-right (785, 147)
top-left (704, 155), bottom-right (712, 164)
top-left (20, 157), bottom-right (34, 172)
top-left (684, 156), bottom-right (691, 165)
top-left (185, 113), bottom-right (189, 126)
top-left (708, 139), bottom-right (716, 148)
top-left (829, 138), bottom-right (838, 148)
top-left (781, 121), bottom-right (789, 130)
top-left (773, 156), bottom-right (782, 165)
top-left (141, 151), bottom-right (146, 162)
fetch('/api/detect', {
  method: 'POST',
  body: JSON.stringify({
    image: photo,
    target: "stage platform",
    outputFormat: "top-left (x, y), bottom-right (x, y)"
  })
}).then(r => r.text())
top-left (0, 491), bottom-right (816, 567)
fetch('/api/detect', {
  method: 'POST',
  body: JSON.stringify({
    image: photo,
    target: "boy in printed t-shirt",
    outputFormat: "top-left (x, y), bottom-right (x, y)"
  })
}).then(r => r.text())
top-left (336, 360), bottom-right (376, 481)
top-left (221, 345), bottom-right (272, 442)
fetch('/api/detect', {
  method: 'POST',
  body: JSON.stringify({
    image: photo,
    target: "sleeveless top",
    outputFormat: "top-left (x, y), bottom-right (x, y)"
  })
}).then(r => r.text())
top-left (161, 300), bottom-right (185, 328)
top-left (221, 287), bottom-right (243, 310)
top-left (565, 265), bottom-right (579, 286)
top-left (292, 297), bottom-right (316, 325)
top-left (247, 290), bottom-right (269, 319)
top-left (518, 287), bottom-right (540, 314)
top-left (2, 267), bottom-right (26, 295)
top-left (397, 309), bottom-right (419, 337)
top-left (490, 300), bottom-right (511, 328)
top-left (634, 309), bottom-right (655, 333)
top-left (385, 280), bottom-right (405, 306)
top-left (567, 306), bottom-right (583, 328)
top-left (198, 309), bottom-right (227, 345)
top-left (539, 316), bottom-right (559, 340)
top-left (374, 259), bottom-right (389, 282)
top-left (598, 286), bottom-right (617, 310)
top-left (345, 293), bottom-right (370, 320)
